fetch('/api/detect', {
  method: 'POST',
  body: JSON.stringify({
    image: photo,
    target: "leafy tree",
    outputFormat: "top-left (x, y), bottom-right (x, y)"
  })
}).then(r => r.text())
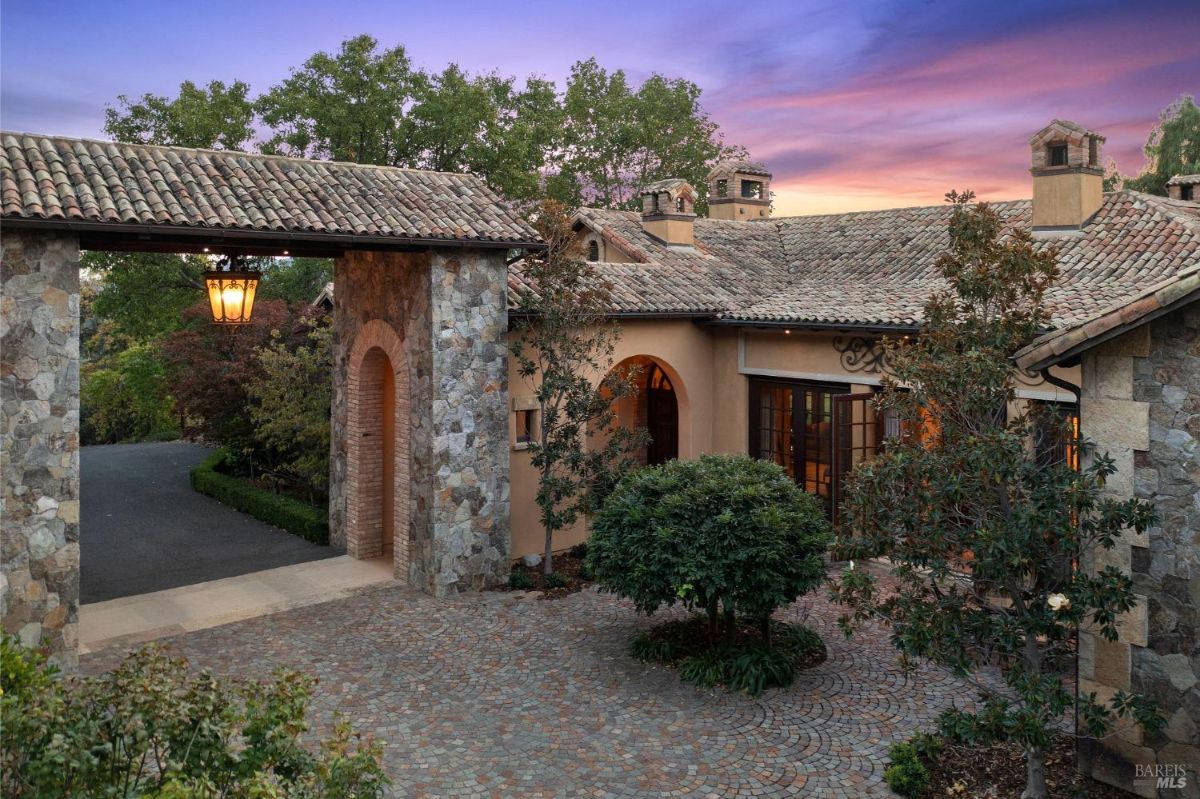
top-left (257, 256), bottom-right (333, 304)
top-left (510, 200), bottom-right (647, 575)
top-left (104, 79), bottom-right (255, 150)
top-left (159, 299), bottom-right (302, 460)
top-left (555, 58), bottom-right (745, 210)
top-left (81, 343), bottom-right (178, 445)
top-left (829, 192), bottom-right (1162, 799)
top-left (256, 34), bottom-right (419, 165)
top-left (409, 66), bottom-right (563, 204)
top-left (589, 455), bottom-right (830, 641)
top-left (2, 636), bottom-right (388, 797)
top-left (246, 315), bottom-right (333, 500)
top-left (85, 251), bottom-right (206, 341)
top-left (1122, 94), bottom-right (1200, 195)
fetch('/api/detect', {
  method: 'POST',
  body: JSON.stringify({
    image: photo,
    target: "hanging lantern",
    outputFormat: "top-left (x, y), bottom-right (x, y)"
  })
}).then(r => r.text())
top-left (203, 256), bottom-right (260, 324)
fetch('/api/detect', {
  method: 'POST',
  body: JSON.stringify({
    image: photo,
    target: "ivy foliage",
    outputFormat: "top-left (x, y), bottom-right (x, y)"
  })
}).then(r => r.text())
top-left (829, 192), bottom-right (1162, 799)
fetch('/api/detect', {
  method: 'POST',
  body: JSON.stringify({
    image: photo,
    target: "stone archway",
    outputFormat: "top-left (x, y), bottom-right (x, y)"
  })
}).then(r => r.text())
top-left (346, 320), bottom-right (410, 579)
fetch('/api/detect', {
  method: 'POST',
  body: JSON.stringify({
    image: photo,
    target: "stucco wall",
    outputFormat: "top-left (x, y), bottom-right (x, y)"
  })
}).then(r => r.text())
top-left (506, 321), bottom-right (1081, 560)
top-left (1, 230), bottom-right (80, 670)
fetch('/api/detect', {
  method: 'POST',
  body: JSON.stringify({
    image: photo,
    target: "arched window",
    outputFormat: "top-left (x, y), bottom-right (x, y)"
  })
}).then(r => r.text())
top-left (587, 240), bottom-right (600, 262)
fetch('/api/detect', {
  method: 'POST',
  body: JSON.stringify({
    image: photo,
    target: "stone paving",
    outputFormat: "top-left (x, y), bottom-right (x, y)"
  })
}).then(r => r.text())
top-left (81, 576), bottom-right (986, 798)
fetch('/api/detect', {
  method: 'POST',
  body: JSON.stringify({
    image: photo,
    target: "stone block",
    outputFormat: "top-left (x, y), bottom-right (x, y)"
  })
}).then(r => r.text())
top-left (1097, 325), bottom-right (1151, 358)
top-left (1083, 397), bottom-right (1151, 453)
top-left (1096, 355), bottom-right (1134, 400)
top-left (1093, 636), bottom-right (1132, 691)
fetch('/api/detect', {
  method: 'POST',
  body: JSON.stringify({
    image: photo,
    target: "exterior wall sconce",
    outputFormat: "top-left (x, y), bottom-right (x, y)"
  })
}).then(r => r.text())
top-left (203, 255), bottom-right (260, 324)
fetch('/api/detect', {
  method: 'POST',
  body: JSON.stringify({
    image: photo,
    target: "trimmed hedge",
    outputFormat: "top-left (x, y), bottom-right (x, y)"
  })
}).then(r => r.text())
top-left (190, 449), bottom-right (329, 544)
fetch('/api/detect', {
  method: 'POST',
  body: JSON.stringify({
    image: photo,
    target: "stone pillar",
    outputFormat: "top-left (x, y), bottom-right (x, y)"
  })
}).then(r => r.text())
top-left (329, 247), bottom-right (509, 595)
top-left (428, 250), bottom-right (510, 594)
top-left (1079, 312), bottom-right (1200, 798)
top-left (1, 230), bottom-right (80, 670)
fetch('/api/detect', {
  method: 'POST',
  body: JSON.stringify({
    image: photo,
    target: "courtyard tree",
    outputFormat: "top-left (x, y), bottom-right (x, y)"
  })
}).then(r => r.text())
top-left (829, 192), bottom-right (1163, 799)
top-left (588, 455), bottom-right (830, 694)
top-left (510, 200), bottom-right (646, 575)
top-left (1121, 94), bottom-right (1200, 195)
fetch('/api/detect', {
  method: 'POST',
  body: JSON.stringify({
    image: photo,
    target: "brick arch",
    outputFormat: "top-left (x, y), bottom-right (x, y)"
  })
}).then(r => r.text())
top-left (346, 319), bottom-right (410, 580)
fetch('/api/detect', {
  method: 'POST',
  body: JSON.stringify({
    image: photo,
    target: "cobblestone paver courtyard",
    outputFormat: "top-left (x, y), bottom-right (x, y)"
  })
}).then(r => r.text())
top-left (82, 576), bottom-right (983, 798)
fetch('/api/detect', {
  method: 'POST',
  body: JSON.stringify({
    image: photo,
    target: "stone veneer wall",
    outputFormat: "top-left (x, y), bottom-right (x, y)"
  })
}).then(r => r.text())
top-left (1079, 306), bottom-right (1200, 798)
top-left (330, 248), bottom-right (509, 595)
top-left (1, 230), bottom-right (80, 670)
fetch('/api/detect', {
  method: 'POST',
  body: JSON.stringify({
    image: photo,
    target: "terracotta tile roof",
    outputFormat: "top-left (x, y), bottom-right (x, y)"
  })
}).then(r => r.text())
top-left (557, 192), bottom-right (1200, 331)
top-left (0, 132), bottom-right (540, 245)
top-left (708, 159), bottom-right (772, 178)
top-left (1015, 262), bottom-right (1200, 370)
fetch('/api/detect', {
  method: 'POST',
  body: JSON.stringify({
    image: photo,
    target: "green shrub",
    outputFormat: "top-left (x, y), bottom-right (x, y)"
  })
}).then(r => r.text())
top-left (883, 734), bottom-right (942, 798)
top-left (588, 454), bottom-right (831, 635)
top-left (568, 541), bottom-right (589, 559)
top-left (0, 635), bottom-right (389, 798)
top-left (543, 571), bottom-right (569, 589)
top-left (191, 449), bottom-right (329, 544)
top-left (508, 570), bottom-right (534, 590)
top-left (629, 616), bottom-right (824, 696)
top-left (629, 630), bottom-right (679, 663)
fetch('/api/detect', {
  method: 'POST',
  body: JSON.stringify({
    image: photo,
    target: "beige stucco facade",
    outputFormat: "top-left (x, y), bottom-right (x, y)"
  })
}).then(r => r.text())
top-left (506, 320), bottom-right (1080, 559)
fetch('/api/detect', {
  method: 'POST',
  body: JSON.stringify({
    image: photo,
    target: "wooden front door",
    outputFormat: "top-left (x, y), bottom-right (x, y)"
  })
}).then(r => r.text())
top-left (645, 363), bottom-right (678, 466)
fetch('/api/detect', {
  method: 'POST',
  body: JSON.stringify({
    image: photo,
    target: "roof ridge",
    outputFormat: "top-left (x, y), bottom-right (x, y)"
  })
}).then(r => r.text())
top-left (0, 130), bottom-right (489, 181)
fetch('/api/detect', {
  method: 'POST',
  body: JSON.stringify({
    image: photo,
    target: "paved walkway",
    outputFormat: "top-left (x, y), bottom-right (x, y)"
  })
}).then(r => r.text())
top-left (81, 441), bottom-right (337, 603)
top-left (82, 578), bottom-right (984, 798)
top-left (80, 555), bottom-right (394, 655)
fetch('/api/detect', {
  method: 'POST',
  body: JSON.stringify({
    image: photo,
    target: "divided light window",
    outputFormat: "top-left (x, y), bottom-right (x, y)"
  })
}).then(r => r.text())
top-left (748, 378), bottom-right (848, 515)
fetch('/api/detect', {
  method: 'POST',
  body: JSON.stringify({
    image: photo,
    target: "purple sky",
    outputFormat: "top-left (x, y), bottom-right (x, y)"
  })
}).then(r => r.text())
top-left (2, 0), bottom-right (1196, 215)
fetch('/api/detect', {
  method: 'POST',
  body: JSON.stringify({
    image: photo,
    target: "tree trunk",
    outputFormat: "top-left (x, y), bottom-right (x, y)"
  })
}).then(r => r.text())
top-left (1021, 747), bottom-right (1047, 799)
top-left (706, 597), bottom-right (719, 642)
top-left (760, 614), bottom-right (772, 646)
top-left (723, 599), bottom-right (736, 642)
top-left (543, 523), bottom-right (554, 576)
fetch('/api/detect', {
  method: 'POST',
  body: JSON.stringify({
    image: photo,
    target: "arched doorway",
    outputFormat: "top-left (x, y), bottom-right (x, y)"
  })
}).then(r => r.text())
top-left (606, 355), bottom-right (683, 467)
top-left (645, 363), bottom-right (678, 465)
top-left (346, 321), bottom-right (410, 578)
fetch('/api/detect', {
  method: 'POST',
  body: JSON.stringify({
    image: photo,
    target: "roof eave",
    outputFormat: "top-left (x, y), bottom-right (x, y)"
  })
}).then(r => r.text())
top-left (1, 216), bottom-right (546, 253)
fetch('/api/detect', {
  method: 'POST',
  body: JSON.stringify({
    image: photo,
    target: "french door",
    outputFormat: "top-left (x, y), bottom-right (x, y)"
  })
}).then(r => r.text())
top-left (748, 379), bottom-right (849, 515)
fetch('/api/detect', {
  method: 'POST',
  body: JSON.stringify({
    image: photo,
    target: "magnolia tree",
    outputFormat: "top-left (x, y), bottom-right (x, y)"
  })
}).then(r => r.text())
top-left (510, 200), bottom-right (647, 575)
top-left (830, 192), bottom-right (1162, 799)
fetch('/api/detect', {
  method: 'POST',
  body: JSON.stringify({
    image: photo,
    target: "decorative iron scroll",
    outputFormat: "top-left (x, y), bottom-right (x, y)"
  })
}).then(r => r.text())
top-left (831, 336), bottom-right (892, 374)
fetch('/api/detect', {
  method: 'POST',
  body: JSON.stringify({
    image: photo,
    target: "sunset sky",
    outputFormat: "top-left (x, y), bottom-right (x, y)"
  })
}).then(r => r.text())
top-left (2, 0), bottom-right (1197, 216)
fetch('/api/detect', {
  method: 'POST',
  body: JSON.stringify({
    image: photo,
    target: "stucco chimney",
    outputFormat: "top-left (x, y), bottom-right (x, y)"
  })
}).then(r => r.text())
top-left (639, 179), bottom-right (696, 246)
top-left (1029, 120), bottom-right (1105, 230)
top-left (706, 160), bottom-right (772, 220)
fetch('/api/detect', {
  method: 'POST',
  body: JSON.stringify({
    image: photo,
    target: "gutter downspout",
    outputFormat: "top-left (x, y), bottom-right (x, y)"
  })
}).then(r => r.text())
top-left (1042, 366), bottom-right (1083, 769)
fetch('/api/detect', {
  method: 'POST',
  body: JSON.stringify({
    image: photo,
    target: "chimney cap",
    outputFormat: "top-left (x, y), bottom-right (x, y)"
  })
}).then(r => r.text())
top-left (639, 177), bottom-right (692, 195)
top-left (1167, 174), bottom-right (1200, 186)
top-left (707, 159), bottom-right (771, 179)
top-left (1029, 119), bottom-right (1105, 146)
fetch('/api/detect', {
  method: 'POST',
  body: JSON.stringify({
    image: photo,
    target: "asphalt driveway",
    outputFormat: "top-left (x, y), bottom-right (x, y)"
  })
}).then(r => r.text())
top-left (81, 441), bottom-right (337, 603)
